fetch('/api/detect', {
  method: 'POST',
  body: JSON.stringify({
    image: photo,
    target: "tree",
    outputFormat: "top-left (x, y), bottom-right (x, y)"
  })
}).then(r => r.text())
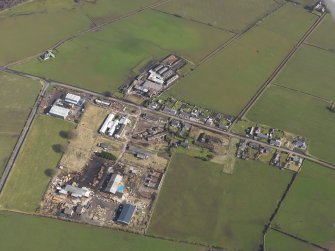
top-left (52, 144), bottom-right (68, 154)
top-left (103, 91), bottom-right (112, 97)
top-left (60, 130), bottom-right (77, 140)
top-left (96, 151), bottom-right (117, 161)
top-left (44, 168), bottom-right (57, 177)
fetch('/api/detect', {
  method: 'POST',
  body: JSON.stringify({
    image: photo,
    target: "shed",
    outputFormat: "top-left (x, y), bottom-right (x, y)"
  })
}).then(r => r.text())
top-left (117, 204), bottom-right (136, 225)
top-left (65, 93), bottom-right (81, 105)
top-left (49, 105), bottom-right (70, 119)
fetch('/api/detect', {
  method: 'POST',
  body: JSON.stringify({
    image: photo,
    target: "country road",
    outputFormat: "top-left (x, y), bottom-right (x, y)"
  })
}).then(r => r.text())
top-left (2, 68), bottom-right (335, 174)
top-left (0, 81), bottom-right (49, 192)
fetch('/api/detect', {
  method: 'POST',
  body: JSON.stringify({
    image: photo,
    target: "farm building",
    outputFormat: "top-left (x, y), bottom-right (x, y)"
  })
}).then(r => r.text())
top-left (65, 93), bottom-right (81, 105)
top-left (58, 185), bottom-right (91, 198)
top-left (105, 174), bottom-right (123, 194)
top-left (99, 113), bottom-right (115, 134)
top-left (99, 114), bottom-right (129, 138)
top-left (49, 105), bottom-right (70, 119)
top-left (117, 203), bottom-right (136, 225)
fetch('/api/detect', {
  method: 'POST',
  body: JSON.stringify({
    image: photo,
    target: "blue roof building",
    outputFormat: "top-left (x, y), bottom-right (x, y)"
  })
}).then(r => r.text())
top-left (117, 204), bottom-right (136, 225)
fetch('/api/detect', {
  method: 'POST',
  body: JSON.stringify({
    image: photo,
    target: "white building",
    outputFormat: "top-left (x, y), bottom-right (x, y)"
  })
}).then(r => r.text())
top-left (99, 113), bottom-right (115, 134)
top-left (105, 174), bottom-right (123, 194)
top-left (148, 70), bottom-right (165, 85)
top-left (65, 93), bottom-right (81, 105)
top-left (49, 105), bottom-right (70, 119)
top-left (108, 119), bottom-right (119, 136)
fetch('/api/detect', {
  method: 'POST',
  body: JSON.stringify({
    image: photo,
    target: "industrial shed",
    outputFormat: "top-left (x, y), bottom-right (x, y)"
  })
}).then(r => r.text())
top-left (117, 204), bottom-right (136, 225)
top-left (49, 105), bottom-right (70, 119)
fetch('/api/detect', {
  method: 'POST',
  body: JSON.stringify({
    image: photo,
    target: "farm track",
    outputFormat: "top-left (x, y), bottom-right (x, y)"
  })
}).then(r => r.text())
top-left (2, 68), bottom-right (335, 173)
top-left (2, 0), bottom-right (171, 68)
top-left (230, 12), bottom-right (326, 129)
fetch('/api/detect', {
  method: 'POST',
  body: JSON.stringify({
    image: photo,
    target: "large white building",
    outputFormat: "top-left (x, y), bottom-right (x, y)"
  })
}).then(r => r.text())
top-left (49, 105), bottom-right (70, 119)
top-left (99, 113), bottom-right (115, 134)
top-left (65, 93), bottom-right (81, 105)
top-left (105, 174), bottom-right (123, 194)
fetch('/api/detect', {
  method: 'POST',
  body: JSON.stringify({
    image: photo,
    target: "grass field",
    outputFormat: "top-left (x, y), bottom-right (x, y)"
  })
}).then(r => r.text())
top-left (272, 161), bottom-right (335, 249)
top-left (265, 230), bottom-right (316, 251)
top-left (0, 72), bottom-right (41, 176)
top-left (166, 4), bottom-right (317, 115)
top-left (156, 0), bottom-right (281, 32)
top-left (274, 45), bottom-right (335, 101)
top-left (0, 115), bottom-right (75, 212)
top-left (0, 0), bottom-right (160, 65)
top-left (13, 10), bottom-right (233, 94)
top-left (0, 210), bottom-right (202, 251)
top-left (247, 85), bottom-right (335, 164)
top-left (308, 15), bottom-right (335, 52)
top-left (148, 153), bottom-right (292, 250)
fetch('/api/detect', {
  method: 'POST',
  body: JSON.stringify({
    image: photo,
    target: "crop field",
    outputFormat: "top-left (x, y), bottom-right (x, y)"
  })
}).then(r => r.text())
top-left (308, 15), bottom-right (335, 51)
top-left (156, 0), bottom-right (281, 33)
top-left (148, 153), bottom-right (292, 250)
top-left (0, 0), bottom-right (160, 65)
top-left (0, 210), bottom-right (202, 251)
top-left (272, 161), bottom-right (335, 249)
top-left (265, 230), bottom-right (316, 251)
top-left (166, 3), bottom-right (317, 116)
top-left (274, 44), bottom-right (335, 101)
top-left (247, 85), bottom-right (335, 164)
top-left (0, 72), bottom-right (41, 176)
top-left (13, 9), bottom-right (233, 94)
top-left (0, 115), bottom-right (75, 212)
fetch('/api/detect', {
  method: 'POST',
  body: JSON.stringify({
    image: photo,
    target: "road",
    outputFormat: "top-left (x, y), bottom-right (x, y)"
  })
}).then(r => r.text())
top-left (230, 12), bottom-right (326, 129)
top-left (2, 68), bottom-right (335, 172)
top-left (0, 81), bottom-right (49, 192)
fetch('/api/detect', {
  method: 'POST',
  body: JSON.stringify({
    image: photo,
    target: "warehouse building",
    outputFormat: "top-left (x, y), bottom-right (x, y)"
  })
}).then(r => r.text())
top-left (117, 203), bottom-right (136, 225)
top-left (105, 174), bottom-right (123, 194)
top-left (49, 105), bottom-right (70, 119)
top-left (99, 113), bottom-right (115, 134)
top-left (65, 93), bottom-right (81, 106)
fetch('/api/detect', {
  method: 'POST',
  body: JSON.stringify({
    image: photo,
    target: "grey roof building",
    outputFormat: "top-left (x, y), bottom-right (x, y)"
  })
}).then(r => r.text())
top-left (117, 204), bottom-right (136, 225)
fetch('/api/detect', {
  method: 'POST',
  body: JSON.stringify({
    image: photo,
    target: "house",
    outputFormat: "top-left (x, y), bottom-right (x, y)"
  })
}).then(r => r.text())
top-left (105, 174), bottom-right (123, 194)
top-left (269, 139), bottom-right (282, 147)
top-left (49, 105), bottom-right (70, 119)
top-left (292, 138), bottom-right (307, 150)
top-left (117, 204), bottom-right (136, 225)
top-left (40, 50), bottom-right (55, 61)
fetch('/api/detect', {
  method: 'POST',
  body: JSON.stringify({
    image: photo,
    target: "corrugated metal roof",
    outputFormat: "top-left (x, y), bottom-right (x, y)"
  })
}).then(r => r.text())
top-left (117, 204), bottom-right (136, 225)
top-left (49, 105), bottom-right (70, 118)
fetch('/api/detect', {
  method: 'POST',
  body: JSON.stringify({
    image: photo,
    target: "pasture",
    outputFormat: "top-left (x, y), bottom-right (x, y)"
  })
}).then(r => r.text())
top-left (156, 0), bottom-right (281, 32)
top-left (0, 72), bottom-right (41, 176)
top-left (0, 210), bottom-right (202, 251)
top-left (14, 10), bottom-right (233, 94)
top-left (0, 0), bottom-right (161, 65)
top-left (308, 15), bottom-right (335, 52)
top-left (166, 3), bottom-right (317, 116)
top-left (265, 230), bottom-right (316, 251)
top-left (273, 161), bottom-right (335, 249)
top-left (274, 45), bottom-right (335, 101)
top-left (247, 85), bottom-right (335, 164)
top-left (0, 115), bottom-right (75, 212)
top-left (148, 153), bottom-right (292, 250)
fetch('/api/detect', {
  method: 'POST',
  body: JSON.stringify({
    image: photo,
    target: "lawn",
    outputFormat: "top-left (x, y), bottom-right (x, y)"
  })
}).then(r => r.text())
top-left (265, 230), bottom-right (316, 251)
top-left (166, 3), bottom-right (317, 116)
top-left (247, 85), bottom-right (335, 164)
top-left (148, 153), bottom-right (292, 250)
top-left (274, 45), bottom-right (335, 101)
top-left (0, 72), bottom-right (41, 176)
top-left (272, 161), bottom-right (335, 249)
top-left (0, 115), bottom-right (75, 212)
top-left (0, 210), bottom-right (202, 251)
top-left (156, 0), bottom-right (281, 33)
top-left (308, 15), bottom-right (335, 52)
top-left (0, 0), bottom-right (160, 65)
top-left (13, 9), bottom-right (232, 94)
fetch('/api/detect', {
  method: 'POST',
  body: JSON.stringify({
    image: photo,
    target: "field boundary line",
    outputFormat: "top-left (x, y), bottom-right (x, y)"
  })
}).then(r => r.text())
top-left (230, 13), bottom-right (327, 130)
top-left (304, 42), bottom-right (335, 55)
top-left (272, 83), bottom-right (331, 102)
top-left (270, 227), bottom-right (329, 251)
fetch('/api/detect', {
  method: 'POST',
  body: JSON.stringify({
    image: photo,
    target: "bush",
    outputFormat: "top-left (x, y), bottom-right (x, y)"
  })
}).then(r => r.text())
top-left (96, 151), bottom-right (117, 160)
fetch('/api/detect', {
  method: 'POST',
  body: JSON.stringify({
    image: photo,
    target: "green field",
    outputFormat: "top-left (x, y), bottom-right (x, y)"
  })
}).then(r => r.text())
top-left (0, 72), bottom-right (41, 176)
top-left (0, 210), bottom-right (201, 251)
top-left (0, 115), bottom-right (75, 212)
top-left (308, 15), bottom-right (335, 52)
top-left (265, 230), bottom-right (316, 251)
top-left (166, 3), bottom-right (317, 115)
top-left (247, 85), bottom-right (335, 164)
top-left (156, 0), bottom-right (281, 32)
top-left (148, 153), bottom-right (292, 250)
top-left (274, 45), bottom-right (335, 101)
top-left (0, 0), bottom-right (160, 65)
top-left (13, 10), bottom-right (232, 94)
top-left (273, 161), bottom-right (335, 249)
